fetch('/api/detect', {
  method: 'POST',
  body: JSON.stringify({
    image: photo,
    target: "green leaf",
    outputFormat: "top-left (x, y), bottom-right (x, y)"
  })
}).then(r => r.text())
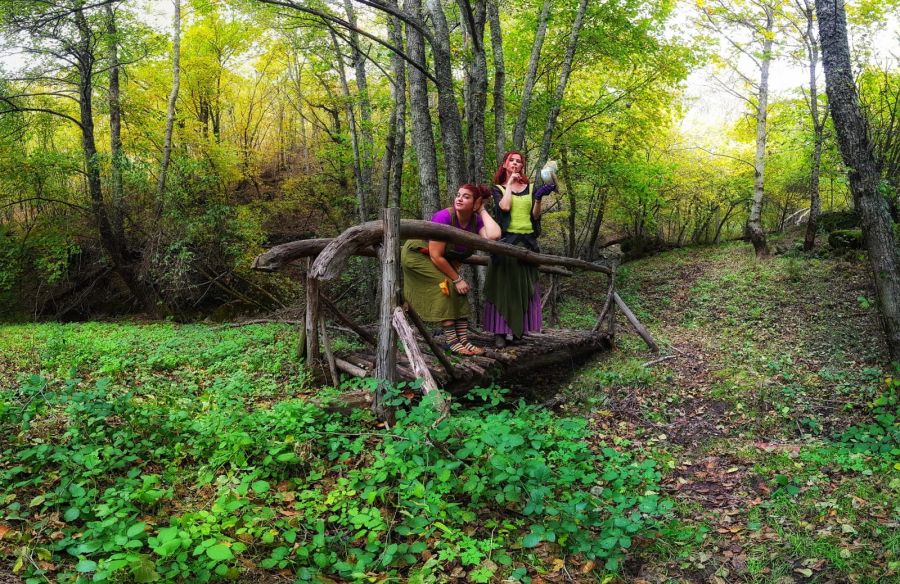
top-left (64, 507), bottom-right (80, 522)
top-left (76, 560), bottom-right (98, 573)
top-left (523, 533), bottom-right (542, 548)
top-left (251, 480), bottom-right (270, 494)
top-left (206, 544), bottom-right (234, 561)
top-left (126, 522), bottom-right (146, 538)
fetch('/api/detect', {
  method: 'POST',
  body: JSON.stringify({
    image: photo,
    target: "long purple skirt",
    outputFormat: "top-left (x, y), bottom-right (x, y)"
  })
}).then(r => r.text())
top-left (482, 286), bottom-right (542, 335)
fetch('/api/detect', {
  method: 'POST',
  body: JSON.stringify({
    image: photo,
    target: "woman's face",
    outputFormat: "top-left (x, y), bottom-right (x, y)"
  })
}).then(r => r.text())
top-left (454, 188), bottom-right (477, 213)
top-left (504, 154), bottom-right (524, 176)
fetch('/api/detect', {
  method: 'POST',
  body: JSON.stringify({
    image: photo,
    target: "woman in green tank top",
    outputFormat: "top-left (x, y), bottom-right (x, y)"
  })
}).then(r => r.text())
top-left (483, 151), bottom-right (557, 348)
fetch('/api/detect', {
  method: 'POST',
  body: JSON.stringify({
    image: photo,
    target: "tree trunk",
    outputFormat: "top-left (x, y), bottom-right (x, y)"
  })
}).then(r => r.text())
top-left (380, 4), bottom-right (407, 209)
top-left (105, 4), bottom-right (124, 243)
top-left (816, 0), bottom-right (900, 362)
top-left (330, 30), bottom-right (368, 224)
top-left (461, 0), bottom-right (487, 183)
top-left (801, 0), bottom-right (824, 251)
top-left (344, 0), bottom-right (375, 220)
top-left (487, 0), bottom-right (506, 165)
top-left (512, 0), bottom-right (550, 151)
top-left (535, 0), bottom-right (589, 179)
top-left (586, 189), bottom-right (608, 261)
top-left (747, 6), bottom-right (773, 258)
top-left (425, 0), bottom-right (466, 196)
top-left (156, 0), bottom-right (180, 217)
top-left (75, 7), bottom-right (156, 316)
top-left (561, 148), bottom-right (576, 256)
top-left (404, 0), bottom-right (441, 216)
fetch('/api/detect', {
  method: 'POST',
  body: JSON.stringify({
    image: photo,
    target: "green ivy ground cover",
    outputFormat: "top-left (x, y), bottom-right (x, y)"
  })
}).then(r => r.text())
top-left (0, 323), bottom-right (679, 582)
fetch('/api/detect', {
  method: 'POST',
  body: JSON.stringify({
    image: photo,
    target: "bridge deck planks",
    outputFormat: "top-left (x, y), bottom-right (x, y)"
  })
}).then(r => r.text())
top-left (334, 327), bottom-right (612, 395)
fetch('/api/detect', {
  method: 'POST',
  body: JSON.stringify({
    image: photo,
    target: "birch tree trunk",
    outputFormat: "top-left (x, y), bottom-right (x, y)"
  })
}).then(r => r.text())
top-left (405, 0), bottom-right (441, 216)
top-left (156, 0), bottom-right (180, 216)
top-left (426, 0), bottom-right (466, 194)
top-left (344, 0), bottom-right (375, 219)
top-left (487, 0), bottom-right (506, 164)
top-left (816, 0), bottom-right (900, 362)
top-left (746, 6), bottom-right (773, 258)
top-left (512, 0), bottom-right (550, 151)
top-left (535, 0), bottom-right (588, 179)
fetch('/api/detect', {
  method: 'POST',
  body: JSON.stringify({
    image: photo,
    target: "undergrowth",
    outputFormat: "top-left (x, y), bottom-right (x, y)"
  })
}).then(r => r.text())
top-left (0, 323), bottom-right (677, 582)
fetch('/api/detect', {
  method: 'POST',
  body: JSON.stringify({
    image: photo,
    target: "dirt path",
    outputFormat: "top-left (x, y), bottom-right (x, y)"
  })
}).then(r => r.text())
top-left (566, 242), bottom-right (893, 583)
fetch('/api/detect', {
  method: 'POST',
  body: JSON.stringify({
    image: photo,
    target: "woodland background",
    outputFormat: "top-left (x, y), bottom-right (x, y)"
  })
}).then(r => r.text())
top-left (0, 0), bottom-right (896, 322)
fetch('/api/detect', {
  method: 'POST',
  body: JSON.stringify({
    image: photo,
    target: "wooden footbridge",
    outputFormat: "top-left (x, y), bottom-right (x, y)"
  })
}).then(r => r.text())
top-left (253, 208), bottom-right (656, 416)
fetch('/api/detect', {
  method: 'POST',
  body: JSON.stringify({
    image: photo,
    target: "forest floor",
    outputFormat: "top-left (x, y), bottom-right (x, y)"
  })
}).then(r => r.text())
top-left (0, 237), bottom-right (898, 584)
top-left (555, 237), bottom-right (899, 583)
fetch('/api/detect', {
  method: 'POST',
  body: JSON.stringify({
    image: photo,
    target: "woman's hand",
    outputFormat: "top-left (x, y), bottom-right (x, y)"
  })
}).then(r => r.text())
top-left (506, 172), bottom-right (522, 187)
top-left (454, 278), bottom-right (470, 295)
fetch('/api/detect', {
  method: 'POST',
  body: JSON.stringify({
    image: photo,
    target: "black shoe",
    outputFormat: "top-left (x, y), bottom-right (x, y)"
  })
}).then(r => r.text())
top-left (494, 334), bottom-right (507, 349)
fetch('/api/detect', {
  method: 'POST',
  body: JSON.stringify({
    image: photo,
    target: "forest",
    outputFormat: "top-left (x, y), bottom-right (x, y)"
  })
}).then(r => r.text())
top-left (1, 0), bottom-right (900, 582)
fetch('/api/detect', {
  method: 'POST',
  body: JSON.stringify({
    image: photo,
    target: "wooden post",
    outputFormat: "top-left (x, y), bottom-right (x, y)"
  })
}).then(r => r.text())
top-left (319, 316), bottom-right (340, 386)
top-left (305, 258), bottom-right (322, 372)
top-left (374, 208), bottom-right (400, 423)
top-left (593, 272), bottom-right (616, 333)
top-left (393, 306), bottom-right (449, 415)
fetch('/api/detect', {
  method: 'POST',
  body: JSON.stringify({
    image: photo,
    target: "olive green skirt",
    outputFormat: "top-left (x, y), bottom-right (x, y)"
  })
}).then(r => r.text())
top-left (401, 239), bottom-right (470, 322)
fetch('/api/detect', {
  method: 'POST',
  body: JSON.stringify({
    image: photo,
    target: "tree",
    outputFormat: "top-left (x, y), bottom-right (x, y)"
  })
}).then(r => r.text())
top-left (699, 0), bottom-right (781, 258)
top-left (156, 0), bottom-right (181, 214)
top-left (785, 0), bottom-right (827, 250)
top-left (0, 0), bottom-right (159, 314)
top-left (816, 0), bottom-right (900, 362)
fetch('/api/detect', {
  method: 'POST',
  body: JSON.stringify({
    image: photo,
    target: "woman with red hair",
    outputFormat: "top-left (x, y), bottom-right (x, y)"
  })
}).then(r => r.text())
top-left (483, 151), bottom-right (557, 348)
top-left (401, 184), bottom-right (501, 355)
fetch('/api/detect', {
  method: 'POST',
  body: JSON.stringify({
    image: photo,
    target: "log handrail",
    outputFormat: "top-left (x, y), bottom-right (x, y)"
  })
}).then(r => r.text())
top-left (252, 238), bottom-right (574, 276)
top-left (253, 220), bottom-right (612, 280)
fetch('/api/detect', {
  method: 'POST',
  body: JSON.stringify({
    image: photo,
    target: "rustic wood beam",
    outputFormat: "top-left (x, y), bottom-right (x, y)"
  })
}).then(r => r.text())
top-left (402, 301), bottom-right (456, 379)
top-left (320, 293), bottom-right (377, 346)
top-left (593, 273), bottom-right (616, 333)
top-left (253, 220), bottom-right (608, 278)
top-left (374, 208), bottom-right (400, 424)
top-left (252, 237), bottom-right (573, 276)
top-left (613, 292), bottom-right (658, 352)
top-left (392, 306), bottom-right (449, 415)
top-left (319, 316), bottom-right (340, 386)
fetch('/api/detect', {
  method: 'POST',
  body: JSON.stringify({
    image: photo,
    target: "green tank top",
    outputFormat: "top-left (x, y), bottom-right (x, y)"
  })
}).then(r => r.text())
top-left (508, 184), bottom-right (533, 234)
